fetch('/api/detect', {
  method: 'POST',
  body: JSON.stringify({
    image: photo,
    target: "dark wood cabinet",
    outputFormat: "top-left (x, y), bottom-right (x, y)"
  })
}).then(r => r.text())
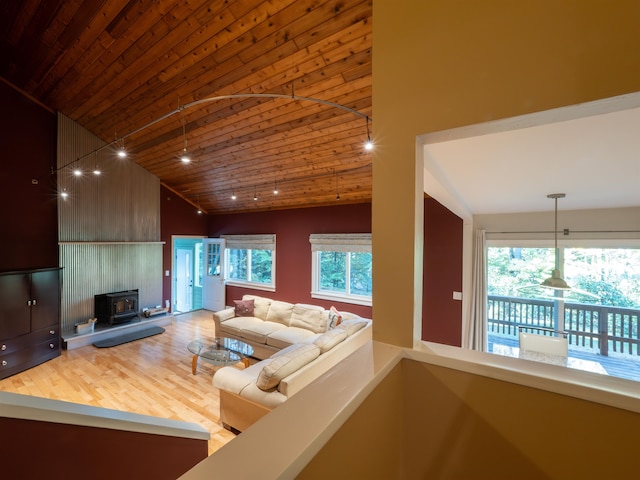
top-left (0, 267), bottom-right (61, 379)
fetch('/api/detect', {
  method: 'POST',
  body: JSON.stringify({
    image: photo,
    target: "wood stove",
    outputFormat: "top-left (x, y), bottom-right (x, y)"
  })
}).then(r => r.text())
top-left (94, 289), bottom-right (139, 325)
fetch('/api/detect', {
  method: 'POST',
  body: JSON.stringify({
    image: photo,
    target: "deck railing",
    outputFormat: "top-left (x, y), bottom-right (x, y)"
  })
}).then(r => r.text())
top-left (488, 295), bottom-right (640, 357)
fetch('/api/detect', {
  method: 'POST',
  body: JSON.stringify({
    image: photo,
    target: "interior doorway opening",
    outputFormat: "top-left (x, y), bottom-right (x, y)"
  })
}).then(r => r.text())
top-left (172, 236), bottom-right (204, 314)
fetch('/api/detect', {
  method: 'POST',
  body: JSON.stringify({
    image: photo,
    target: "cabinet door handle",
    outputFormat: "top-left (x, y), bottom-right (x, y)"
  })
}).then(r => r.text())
top-left (1, 361), bottom-right (7, 366)
top-left (27, 300), bottom-right (32, 306)
top-left (49, 343), bottom-right (55, 349)
top-left (32, 299), bottom-right (37, 306)
top-left (50, 330), bottom-right (55, 335)
top-left (1, 344), bottom-right (6, 351)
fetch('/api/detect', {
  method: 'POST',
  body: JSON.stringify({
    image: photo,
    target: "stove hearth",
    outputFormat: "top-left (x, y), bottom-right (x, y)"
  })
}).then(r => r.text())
top-left (94, 289), bottom-right (139, 325)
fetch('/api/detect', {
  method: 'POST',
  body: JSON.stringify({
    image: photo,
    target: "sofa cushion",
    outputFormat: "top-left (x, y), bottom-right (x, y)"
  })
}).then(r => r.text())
top-left (266, 327), bottom-right (320, 349)
top-left (265, 300), bottom-right (295, 326)
top-left (238, 321), bottom-right (287, 344)
top-left (243, 295), bottom-right (272, 320)
top-left (234, 299), bottom-right (254, 317)
top-left (338, 318), bottom-right (368, 336)
top-left (289, 304), bottom-right (329, 334)
top-left (313, 328), bottom-right (348, 353)
top-left (256, 343), bottom-right (321, 391)
top-left (219, 316), bottom-right (264, 337)
top-left (340, 311), bottom-right (362, 321)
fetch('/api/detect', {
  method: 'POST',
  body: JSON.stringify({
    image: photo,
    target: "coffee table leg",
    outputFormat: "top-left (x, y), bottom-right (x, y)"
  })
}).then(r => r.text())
top-left (192, 354), bottom-right (198, 374)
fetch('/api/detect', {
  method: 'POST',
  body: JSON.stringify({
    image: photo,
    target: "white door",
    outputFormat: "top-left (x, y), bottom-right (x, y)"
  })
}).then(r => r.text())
top-left (202, 238), bottom-right (225, 311)
top-left (175, 248), bottom-right (193, 312)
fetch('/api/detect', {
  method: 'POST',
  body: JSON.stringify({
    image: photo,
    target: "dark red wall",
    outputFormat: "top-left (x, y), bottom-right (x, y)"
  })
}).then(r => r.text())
top-left (0, 81), bottom-right (58, 271)
top-left (208, 203), bottom-right (372, 318)
top-left (160, 186), bottom-right (209, 304)
top-left (423, 197), bottom-right (463, 346)
top-left (1, 417), bottom-right (207, 480)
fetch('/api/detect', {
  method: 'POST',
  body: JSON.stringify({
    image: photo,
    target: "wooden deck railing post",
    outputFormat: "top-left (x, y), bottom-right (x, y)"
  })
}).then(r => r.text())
top-left (599, 306), bottom-right (609, 356)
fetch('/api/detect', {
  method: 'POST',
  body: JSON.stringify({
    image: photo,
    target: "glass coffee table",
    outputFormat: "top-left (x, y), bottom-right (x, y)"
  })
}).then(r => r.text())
top-left (187, 337), bottom-right (254, 374)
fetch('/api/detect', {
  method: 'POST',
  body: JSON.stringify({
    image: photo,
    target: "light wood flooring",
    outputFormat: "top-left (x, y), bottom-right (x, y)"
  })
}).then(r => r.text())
top-left (0, 310), bottom-right (236, 456)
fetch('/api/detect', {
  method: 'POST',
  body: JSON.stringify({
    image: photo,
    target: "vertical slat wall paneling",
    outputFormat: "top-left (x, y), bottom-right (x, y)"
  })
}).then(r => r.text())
top-left (57, 114), bottom-right (163, 333)
top-left (59, 243), bottom-right (163, 332)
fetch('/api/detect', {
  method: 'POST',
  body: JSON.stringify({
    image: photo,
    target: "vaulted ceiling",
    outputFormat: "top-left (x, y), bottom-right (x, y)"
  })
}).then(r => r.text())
top-left (1, 0), bottom-right (372, 214)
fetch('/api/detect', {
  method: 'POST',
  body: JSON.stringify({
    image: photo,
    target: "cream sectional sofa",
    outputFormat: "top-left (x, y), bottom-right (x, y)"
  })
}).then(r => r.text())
top-left (212, 294), bottom-right (366, 359)
top-left (211, 294), bottom-right (372, 432)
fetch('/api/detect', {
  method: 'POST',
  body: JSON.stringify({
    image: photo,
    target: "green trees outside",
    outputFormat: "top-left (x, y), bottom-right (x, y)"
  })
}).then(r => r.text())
top-left (488, 247), bottom-right (640, 308)
top-left (228, 248), bottom-right (272, 284)
top-left (319, 251), bottom-right (372, 296)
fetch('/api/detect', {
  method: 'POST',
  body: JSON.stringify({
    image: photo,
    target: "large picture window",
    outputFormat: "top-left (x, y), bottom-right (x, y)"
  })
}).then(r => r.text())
top-left (487, 242), bottom-right (640, 381)
top-left (222, 234), bottom-right (276, 291)
top-left (310, 234), bottom-right (372, 306)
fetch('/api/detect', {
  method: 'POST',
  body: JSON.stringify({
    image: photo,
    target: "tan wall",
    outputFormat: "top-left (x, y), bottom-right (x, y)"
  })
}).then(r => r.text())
top-left (372, 1), bottom-right (640, 345)
top-left (299, 358), bottom-right (640, 479)
top-left (297, 362), bottom-right (405, 478)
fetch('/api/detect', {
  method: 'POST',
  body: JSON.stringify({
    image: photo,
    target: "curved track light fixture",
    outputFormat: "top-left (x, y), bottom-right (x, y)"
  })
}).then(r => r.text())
top-left (54, 91), bottom-right (373, 174)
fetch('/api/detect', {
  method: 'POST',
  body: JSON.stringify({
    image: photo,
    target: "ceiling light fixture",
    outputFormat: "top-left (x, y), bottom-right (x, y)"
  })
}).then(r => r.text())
top-left (335, 169), bottom-right (340, 200)
top-left (273, 181), bottom-right (278, 195)
top-left (93, 152), bottom-right (101, 175)
top-left (196, 195), bottom-right (202, 214)
top-left (231, 192), bottom-right (237, 200)
top-left (364, 116), bottom-right (373, 151)
top-left (541, 193), bottom-right (570, 291)
top-left (116, 136), bottom-right (127, 158)
top-left (253, 188), bottom-right (258, 201)
top-left (180, 107), bottom-right (191, 164)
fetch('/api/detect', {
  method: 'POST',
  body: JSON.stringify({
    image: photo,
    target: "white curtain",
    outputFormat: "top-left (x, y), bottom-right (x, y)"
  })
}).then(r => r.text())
top-left (466, 229), bottom-right (487, 351)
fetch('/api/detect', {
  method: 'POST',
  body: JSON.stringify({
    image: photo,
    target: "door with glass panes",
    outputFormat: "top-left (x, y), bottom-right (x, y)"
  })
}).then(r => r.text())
top-left (202, 238), bottom-right (225, 311)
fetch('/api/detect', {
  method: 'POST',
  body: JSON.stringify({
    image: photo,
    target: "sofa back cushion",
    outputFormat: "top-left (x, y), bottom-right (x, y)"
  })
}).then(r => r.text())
top-left (243, 295), bottom-right (272, 320)
top-left (256, 343), bottom-right (321, 391)
top-left (313, 328), bottom-right (348, 353)
top-left (265, 300), bottom-right (294, 326)
top-left (337, 318), bottom-right (368, 336)
top-left (290, 304), bottom-right (329, 334)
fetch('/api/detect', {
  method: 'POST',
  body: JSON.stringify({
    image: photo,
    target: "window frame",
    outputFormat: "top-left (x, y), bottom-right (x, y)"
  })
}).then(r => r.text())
top-left (221, 234), bottom-right (276, 292)
top-left (309, 233), bottom-right (372, 306)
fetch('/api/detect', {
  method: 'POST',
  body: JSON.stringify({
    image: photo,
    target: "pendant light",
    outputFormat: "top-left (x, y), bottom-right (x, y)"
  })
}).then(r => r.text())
top-left (541, 193), bottom-right (570, 290)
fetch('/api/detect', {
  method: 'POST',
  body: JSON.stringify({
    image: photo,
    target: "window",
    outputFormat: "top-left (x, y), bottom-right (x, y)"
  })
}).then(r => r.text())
top-left (486, 242), bottom-right (640, 381)
top-left (310, 234), bottom-right (372, 306)
top-left (221, 234), bottom-right (276, 291)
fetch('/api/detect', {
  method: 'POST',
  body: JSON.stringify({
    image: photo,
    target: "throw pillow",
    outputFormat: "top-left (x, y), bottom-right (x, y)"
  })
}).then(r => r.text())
top-left (234, 299), bottom-right (255, 317)
top-left (328, 306), bottom-right (343, 328)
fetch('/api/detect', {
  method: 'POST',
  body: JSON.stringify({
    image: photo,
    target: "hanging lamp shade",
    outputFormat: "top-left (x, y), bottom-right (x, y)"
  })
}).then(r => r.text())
top-left (541, 268), bottom-right (570, 290)
top-left (541, 193), bottom-right (571, 291)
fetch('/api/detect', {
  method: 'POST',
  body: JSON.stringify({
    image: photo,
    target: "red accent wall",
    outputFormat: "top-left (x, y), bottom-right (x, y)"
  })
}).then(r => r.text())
top-left (1, 417), bottom-right (207, 480)
top-left (0, 81), bottom-right (58, 271)
top-left (423, 197), bottom-right (463, 346)
top-left (208, 203), bottom-right (372, 318)
top-left (160, 186), bottom-right (209, 305)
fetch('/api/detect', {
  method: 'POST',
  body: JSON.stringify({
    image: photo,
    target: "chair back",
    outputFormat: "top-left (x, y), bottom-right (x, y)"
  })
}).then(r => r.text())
top-left (519, 331), bottom-right (568, 357)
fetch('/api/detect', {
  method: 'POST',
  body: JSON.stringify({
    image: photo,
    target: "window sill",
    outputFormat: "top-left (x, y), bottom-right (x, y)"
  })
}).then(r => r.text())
top-left (226, 280), bottom-right (275, 293)
top-left (311, 292), bottom-right (372, 307)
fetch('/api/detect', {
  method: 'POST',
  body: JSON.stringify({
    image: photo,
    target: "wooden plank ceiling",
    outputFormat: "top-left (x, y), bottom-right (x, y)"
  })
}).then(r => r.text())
top-left (0, 0), bottom-right (372, 214)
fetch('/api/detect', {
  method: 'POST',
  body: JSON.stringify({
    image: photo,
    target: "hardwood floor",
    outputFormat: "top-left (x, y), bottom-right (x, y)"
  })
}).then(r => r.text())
top-left (0, 310), bottom-right (236, 456)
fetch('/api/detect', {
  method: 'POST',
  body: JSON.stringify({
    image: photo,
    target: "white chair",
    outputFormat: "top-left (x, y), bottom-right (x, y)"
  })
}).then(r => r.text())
top-left (518, 328), bottom-right (568, 357)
